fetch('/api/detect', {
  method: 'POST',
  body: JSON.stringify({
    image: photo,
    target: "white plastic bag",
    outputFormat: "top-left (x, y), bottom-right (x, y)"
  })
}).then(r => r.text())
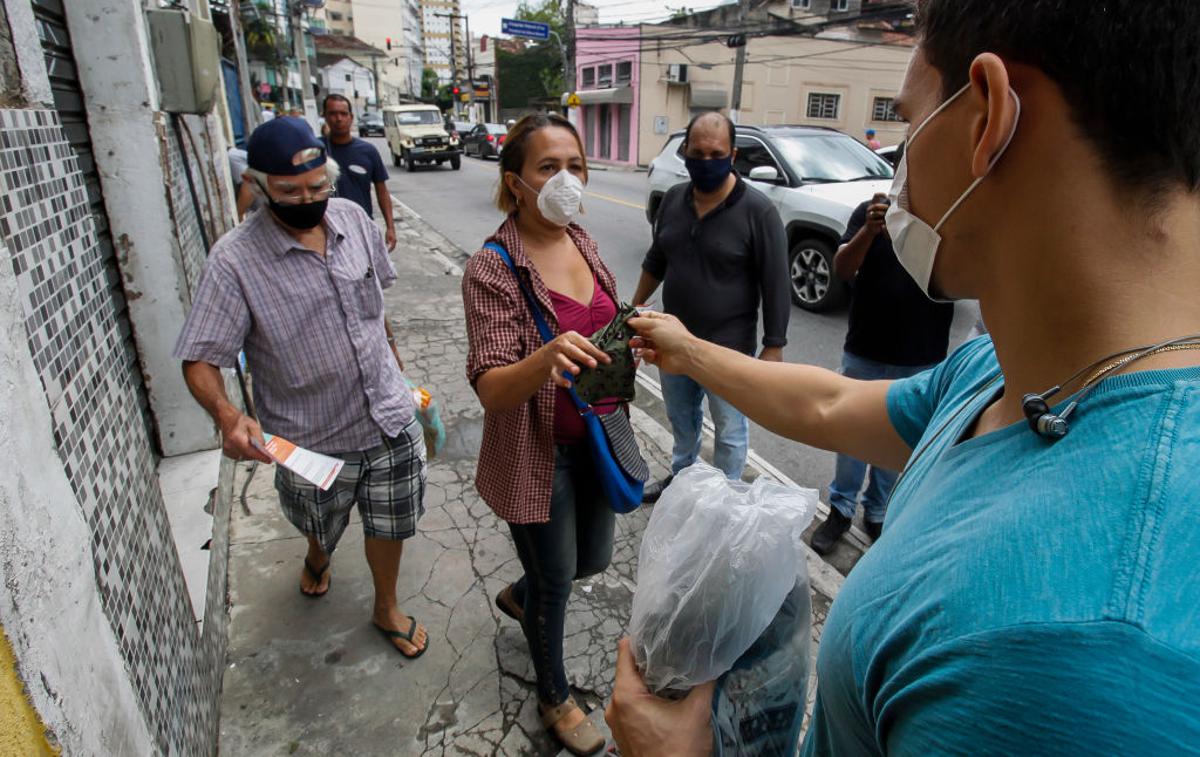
top-left (629, 463), bottom-right (817, 755)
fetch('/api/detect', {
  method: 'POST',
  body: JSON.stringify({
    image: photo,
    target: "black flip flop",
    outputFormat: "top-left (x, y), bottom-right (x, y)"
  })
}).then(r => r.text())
top-left (300, 558), bottom-right (331, 599)
top-left (373, 617), bottom-right (428, 659)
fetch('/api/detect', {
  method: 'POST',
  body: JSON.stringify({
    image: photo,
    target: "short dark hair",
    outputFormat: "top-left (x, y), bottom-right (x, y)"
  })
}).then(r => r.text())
top-left (322, 94), bottom-right (353, 115)
top-left (914, 0), bottom-right (1200, 194)
top-left (683, 111), bottom-right (735, 154)
top-left (495, 113), bottom-right (588, 214)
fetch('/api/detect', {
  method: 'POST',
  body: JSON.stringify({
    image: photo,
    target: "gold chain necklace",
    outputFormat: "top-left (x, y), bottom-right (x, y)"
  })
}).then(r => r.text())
top-left (1081, 342), bottom-right (1200, 389)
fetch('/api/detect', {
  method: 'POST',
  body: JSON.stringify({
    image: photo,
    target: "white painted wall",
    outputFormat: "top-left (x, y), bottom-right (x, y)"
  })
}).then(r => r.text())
top-left (0, 235), bottom-right (153, 757)
top-left (322, 58), bottom-right (377, 110)
top-left (66, 0), bottom-right (221, 456)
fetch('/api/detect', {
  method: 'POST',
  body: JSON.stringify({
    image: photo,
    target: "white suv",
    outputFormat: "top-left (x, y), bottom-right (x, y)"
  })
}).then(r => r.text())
top-left (645, 125), bottom-right (893, 311)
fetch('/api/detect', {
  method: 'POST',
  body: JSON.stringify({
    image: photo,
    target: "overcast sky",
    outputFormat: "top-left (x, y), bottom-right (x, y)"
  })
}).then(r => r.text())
top-left (460, 0), bottom-right (733, 37)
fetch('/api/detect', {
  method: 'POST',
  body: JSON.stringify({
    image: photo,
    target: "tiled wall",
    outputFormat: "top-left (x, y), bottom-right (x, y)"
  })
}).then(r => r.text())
top-left (0, 107), bottom-right (224, 755)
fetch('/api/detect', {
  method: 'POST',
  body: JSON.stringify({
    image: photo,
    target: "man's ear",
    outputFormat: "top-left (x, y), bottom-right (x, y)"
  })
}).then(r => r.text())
top-left (968, 53), bottom-right (1018, 178)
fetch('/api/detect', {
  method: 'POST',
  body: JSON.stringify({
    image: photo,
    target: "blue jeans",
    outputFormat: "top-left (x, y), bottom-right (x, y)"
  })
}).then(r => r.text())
top-left (508, 444), bottom-right (615, 706)
top-left (828, 352), bottom-right (935, 523)
top-left (661, 372), bottom-right (749, 480)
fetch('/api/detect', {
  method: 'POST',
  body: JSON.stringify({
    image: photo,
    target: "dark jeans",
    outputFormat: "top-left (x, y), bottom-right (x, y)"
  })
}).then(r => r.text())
top-left (508, 444), bottom-right (615, 706)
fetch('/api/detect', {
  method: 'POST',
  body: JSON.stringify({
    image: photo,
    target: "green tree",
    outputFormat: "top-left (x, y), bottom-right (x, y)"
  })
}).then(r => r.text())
top-left (511, 0), bottom-right (566, 98)
top-left (515, 0), bottom-right (567, 39)
top-left (421, 67), bottom-right (441, 100)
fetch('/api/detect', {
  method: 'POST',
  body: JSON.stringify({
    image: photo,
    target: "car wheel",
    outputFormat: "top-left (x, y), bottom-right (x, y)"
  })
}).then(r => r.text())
top-left (404, 149), bottom-right (416, 172)
top-left (451, 155), bottom-right (461, 170)
top-left (788, 239), bottom-right (847, 312)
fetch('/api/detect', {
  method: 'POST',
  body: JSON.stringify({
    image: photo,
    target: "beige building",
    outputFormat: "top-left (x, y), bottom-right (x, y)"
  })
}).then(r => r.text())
top-left (574, 0), bottom-right (913, 167)
top-left (421, 0), bottom-right (467, 85)
top-left (635, 33), bottom-right (912, 165)
top-left (319, 0), bottom-right (355, 36)
top-left (351, 0), bottom-right (425, 98)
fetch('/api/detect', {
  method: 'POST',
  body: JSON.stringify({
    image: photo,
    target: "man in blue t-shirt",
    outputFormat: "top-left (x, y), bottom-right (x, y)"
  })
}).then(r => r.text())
top-left (322, 94), bottom-right (396, 250)
top-left (603, 1), bottom-right (1200, 754)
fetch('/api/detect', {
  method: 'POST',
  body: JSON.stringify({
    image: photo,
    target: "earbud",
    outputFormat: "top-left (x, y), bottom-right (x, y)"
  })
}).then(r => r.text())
top-left (1021, 392), bottom-right (1070, 440)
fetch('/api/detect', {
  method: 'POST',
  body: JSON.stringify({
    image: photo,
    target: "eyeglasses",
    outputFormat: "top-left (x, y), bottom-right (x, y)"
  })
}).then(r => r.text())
top-left (262, 181), bottom-right (335, 206)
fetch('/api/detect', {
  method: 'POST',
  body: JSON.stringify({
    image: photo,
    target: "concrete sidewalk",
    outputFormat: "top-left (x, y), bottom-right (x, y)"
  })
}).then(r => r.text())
top-left (216, 206), bottom-right (845, 755)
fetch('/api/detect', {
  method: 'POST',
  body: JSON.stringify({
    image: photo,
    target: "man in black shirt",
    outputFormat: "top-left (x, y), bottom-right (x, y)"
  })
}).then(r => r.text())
top-left (322, 94), bottom-right (397, 250)
top-left (810, 186), bottom-right (954, 554)
top-left (633, 112), bottom-right (790, 501)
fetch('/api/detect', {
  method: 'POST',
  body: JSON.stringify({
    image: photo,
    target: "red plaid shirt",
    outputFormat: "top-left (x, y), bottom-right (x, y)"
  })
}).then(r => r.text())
top-left (463, 216), bottom-right (620, 524)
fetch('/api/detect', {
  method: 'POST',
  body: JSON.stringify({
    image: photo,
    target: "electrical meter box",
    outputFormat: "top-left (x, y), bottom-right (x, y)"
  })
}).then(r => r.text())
top-left (147, 9), bottom-right (220, 114)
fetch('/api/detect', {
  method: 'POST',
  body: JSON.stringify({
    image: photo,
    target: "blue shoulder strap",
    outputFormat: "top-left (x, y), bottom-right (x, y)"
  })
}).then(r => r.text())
top-left (485, 241), bottom-right (589, 411)
top-left (485, 242), bottom-right (555, 344)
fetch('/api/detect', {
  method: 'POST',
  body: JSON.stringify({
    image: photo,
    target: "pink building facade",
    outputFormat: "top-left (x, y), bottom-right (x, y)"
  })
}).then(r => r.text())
top-left (574, 27), bottom-right (640, 166)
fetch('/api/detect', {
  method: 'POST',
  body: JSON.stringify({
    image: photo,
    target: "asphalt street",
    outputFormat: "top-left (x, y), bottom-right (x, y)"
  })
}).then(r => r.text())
top-left (369, 136), bottom-right (980, 500)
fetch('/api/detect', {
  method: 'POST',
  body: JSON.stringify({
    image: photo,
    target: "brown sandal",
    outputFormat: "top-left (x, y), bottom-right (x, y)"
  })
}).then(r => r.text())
top-left (540, 697), bottom-right (604, 756)
top-left (495, 583), bottom-right (525, 625)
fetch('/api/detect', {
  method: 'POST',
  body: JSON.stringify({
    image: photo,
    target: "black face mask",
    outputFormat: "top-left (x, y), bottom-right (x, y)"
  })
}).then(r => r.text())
top-left (269, 198), bottom-right (328, 230)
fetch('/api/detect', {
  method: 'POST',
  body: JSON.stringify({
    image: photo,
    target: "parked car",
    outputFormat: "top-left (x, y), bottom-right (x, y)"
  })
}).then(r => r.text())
top-left (382, 104), bottom-right (462, 171)
top-left (463, 123), bottom-right (508, 159)
top-left (645, 125), bottom-right (894, 311)
top-left (875, 143), bottom-right (900, 166)
top-left (358, 112), bottom-right (385, 137)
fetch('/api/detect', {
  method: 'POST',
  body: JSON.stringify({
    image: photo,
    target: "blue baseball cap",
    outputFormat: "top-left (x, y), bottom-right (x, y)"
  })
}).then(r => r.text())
top-left (246, 117), bottom-right (326, 176)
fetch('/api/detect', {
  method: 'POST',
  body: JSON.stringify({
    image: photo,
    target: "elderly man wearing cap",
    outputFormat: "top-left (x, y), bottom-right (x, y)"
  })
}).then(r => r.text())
top-left (174, 117), bottom-right (429, 658)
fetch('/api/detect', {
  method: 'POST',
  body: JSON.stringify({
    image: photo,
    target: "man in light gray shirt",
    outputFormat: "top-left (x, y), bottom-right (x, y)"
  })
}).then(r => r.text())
top-left (175, 117), bottom-right (429, 659)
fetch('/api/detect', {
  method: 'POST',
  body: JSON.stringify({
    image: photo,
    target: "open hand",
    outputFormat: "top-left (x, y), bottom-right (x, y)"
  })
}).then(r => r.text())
top-left (606, 638), bottom-right (715, 757)
top-left (544, 330), bottom-right (611, 388)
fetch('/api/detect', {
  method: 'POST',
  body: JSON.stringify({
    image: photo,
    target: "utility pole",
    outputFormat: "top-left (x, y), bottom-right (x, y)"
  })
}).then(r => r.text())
top-left (229, 2), bottom-right (261, 133)
top-left (289, 0), bottom-right (317, 124)
top-left (565, 0), bottom-right (576, 98)
top-left (729, 0), bottom-right (748, 123)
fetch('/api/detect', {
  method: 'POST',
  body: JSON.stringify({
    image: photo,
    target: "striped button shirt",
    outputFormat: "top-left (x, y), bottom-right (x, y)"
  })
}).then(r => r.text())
top-left (174, 198), bottom-right (414, 454)
top-left (463, 216), bottom-right (620, 524)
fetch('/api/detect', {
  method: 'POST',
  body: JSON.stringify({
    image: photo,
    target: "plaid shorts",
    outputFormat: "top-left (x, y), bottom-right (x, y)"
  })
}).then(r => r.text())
top-left (275, 418), bottom-right (427, 554)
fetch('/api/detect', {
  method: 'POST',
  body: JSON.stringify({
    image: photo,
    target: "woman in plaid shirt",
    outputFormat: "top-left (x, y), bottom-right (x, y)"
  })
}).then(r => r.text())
top-left (463, 114), bottom-right (621, 756)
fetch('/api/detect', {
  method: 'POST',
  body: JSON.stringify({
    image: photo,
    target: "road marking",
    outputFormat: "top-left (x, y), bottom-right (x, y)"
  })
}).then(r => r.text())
top-left (584, 190), bottom-right (644, 211)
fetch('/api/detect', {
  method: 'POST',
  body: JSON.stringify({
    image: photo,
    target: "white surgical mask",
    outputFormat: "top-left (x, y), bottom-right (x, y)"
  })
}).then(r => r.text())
top-left (885, 83), bottom-right (1021, 301)
top-left (520, 169), bottom-right (584, 227)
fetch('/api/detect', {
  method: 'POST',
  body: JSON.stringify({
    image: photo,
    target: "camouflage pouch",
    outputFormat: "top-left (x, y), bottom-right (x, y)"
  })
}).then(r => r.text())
top-left (572, 302), bottom-right (638, 406)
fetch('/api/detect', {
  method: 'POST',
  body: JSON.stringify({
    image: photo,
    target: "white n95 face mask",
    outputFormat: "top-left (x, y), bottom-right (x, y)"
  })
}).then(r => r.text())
top-left (885, 83), bottom-right (1021, 301)
top-left (521, 169), bottom-right (585, 227)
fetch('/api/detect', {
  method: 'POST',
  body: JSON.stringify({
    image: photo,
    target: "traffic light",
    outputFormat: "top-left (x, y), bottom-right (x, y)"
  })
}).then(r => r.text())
top-left (451, 85), bottom-right (460, 95)
top-left (386, 37), bottom-right (392, 50)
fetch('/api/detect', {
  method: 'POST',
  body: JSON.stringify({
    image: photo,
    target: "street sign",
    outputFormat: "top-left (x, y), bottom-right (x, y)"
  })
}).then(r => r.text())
top-left (566, 92), bottom-right (581, 108)
top-left (501, 17), bottom-right (551, 40)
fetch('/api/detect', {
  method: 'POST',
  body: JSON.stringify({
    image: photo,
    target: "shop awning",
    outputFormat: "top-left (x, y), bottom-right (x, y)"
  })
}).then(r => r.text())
top-left (689, 85), bottom-right (728, 109)
top-left (562, 86), bottom-right (635, 106)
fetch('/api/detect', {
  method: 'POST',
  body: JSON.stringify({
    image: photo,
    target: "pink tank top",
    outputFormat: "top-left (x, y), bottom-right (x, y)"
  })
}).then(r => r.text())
top-left (548, 277), bottom-right (618, 445)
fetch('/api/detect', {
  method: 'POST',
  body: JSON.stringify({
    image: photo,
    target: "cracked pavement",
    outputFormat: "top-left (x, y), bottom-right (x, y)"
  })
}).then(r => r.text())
top-left (217, 209), bottom-right (842, 755)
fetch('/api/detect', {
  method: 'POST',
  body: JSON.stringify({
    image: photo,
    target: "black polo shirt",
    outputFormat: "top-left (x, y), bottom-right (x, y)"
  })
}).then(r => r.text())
top-left (642, 177), bottom-right (790, 355)
top-left (841, 200), bottom-right (954, 366)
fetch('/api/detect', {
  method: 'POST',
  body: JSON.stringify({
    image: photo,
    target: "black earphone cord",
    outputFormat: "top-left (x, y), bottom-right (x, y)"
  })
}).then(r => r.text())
top-left (883, 332), bottom-right (1200, 512)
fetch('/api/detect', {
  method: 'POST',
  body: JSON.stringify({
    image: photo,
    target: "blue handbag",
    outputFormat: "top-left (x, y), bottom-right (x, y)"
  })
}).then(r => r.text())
top-left (485, 242), bottom-right (646, 513)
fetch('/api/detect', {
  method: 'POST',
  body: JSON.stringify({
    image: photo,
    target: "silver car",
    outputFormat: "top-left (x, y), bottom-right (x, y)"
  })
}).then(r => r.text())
top-left (646, 125), bottom-right (894, 311)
